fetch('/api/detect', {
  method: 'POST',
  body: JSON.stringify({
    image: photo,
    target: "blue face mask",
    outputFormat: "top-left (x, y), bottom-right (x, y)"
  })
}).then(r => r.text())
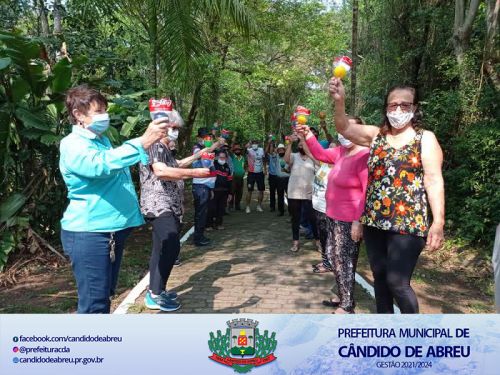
top-left (87, 113), bottom-right (110, 134)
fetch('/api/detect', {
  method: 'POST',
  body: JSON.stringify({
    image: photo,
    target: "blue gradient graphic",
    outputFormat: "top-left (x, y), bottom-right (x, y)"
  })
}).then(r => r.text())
top-left (0, 314), bottom-right (499, 374)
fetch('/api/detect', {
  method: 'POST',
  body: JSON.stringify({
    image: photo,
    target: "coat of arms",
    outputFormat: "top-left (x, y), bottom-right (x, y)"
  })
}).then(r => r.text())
top-left (208, 318), bottom-right (277, 373)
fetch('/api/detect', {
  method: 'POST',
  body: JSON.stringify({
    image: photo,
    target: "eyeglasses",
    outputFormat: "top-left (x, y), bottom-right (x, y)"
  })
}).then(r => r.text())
top-left (387, 102), bottom-right (414, 112)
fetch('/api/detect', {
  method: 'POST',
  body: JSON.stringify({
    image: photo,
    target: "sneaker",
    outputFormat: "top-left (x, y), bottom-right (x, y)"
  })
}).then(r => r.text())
top-left (194, 237), bottom-right (211, 246)
top-left (174, 258), bottom-right (181, 267)
top-left (206, 226), bottom-right (214, 232)
top-left (144, 291), bottom-right (181, 312)
top-left (245, 206), bottom-right (251, 214)
top-left (160, 290), bottom-right (178, 300)
top-left (256, 205), bottom-right (264, 212)
top-left (217, 225), bottom-right (225, 230)
top-left (277, 212), bottom-right (284, 217)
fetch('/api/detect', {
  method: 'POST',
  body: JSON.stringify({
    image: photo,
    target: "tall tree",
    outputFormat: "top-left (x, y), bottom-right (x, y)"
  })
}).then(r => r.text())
top-left (453, 0), bottom-right (481, 64)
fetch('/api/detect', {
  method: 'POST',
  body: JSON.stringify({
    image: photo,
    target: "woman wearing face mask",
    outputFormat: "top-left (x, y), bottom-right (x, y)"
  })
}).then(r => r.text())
top-left (139, 109), bottom-right (212, 312)
top-left (297, 119), bottom-right (369, 313)
top-left (207, 150), bottom-right (233, 230)
top-left (329, 78), bottom-right (445, 314)
top-left (59, 85), bottom-right (171, 313)
top-left (285, 134), bottom-right (320, 252)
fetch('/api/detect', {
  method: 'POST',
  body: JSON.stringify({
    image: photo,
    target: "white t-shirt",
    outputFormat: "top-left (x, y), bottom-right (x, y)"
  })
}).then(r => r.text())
top-left (247, 147), bottom-right (265, 173)
top-left (312, 162), bottom-right (332, 213)
top-left (287, 153), bottom-right (315, 200)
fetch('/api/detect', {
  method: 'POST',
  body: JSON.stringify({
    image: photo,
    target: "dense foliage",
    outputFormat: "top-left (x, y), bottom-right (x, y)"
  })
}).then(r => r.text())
top-left (0, 0), bottom-right (498, 271)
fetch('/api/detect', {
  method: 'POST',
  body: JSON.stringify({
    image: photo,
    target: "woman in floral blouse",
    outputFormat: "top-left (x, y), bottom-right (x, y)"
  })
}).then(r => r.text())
top-left (329, 78), bottom-right (445, 314)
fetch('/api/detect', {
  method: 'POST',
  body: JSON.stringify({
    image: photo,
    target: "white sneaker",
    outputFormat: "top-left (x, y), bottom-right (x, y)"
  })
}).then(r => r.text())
top-left (245, 206), bottom-right (251, 214)
top-left (256, 205), bottom-right (264, 212)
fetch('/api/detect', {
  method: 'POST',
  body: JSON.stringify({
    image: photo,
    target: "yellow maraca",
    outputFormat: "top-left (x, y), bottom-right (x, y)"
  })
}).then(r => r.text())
top-left (333, 65), bottom-right (347, 79)
top-left (297, 114), bottom-right (308, 125)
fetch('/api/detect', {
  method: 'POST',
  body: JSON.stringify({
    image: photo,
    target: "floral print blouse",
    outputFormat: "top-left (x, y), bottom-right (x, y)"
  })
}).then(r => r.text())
top-left (361, 129), bottom-right (429, 237)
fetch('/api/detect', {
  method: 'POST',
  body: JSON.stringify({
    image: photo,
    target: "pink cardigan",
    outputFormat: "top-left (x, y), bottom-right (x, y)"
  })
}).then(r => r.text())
top-left (306, 136), bottom-right (369, 222)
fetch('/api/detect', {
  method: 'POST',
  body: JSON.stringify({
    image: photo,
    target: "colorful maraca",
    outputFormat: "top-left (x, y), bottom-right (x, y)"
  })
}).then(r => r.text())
top-left (295, 105), bottom-right (311, 126)
top-left (333, 56), bottom-right (352, 79)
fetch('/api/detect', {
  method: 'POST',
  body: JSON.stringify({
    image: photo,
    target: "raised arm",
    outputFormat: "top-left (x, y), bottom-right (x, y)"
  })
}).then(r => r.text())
top-left (177, 141), bottom-right (220, 168)
top-left (329, 78), bottom-right (379, 147)
top-left (421, 130), bottom-right (445, 251)
top-left (296, 125), bottom-right (338, 164)
top-left (320, 121), bottom-right (334, 144)
top-left (152, 163), bottom-right (210, 180)
top-left (284, 139), bottom-right (294, 166)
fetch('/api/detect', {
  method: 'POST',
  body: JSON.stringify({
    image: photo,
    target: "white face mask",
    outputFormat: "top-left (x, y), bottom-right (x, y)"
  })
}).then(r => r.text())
top-left (387, 107), bottom-right (414, 129)
top-left (218, 159), bottom-right (226, 165)
top-left (338, 134), bottom-right (353, 148)
top-left (167, 128), bottom-right (179, 141)
top-left (251, 144), bottom-right (258, 150)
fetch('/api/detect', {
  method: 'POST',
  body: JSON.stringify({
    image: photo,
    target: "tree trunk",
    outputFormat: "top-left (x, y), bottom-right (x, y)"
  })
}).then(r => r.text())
top-left (180, 82), bottom-right (204, 154)
top-left (453, 0), bottom-right (481, 64)
top-left (484, 0), bottom-right (500, 90)
top-left (148, 0), bottom-right (159, 93)
top-left (37, 0), bottom-right (50, 37)
top-left (350, 0), bottom-right (359, 114)
top-left (53, 0), bottom-right (63, 35)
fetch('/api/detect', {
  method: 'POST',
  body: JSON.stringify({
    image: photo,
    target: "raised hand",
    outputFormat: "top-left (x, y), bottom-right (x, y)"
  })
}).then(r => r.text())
top-left (140, 118), bottom-right (169, 149)
top-left (329, 77), bottom-right (345, 103)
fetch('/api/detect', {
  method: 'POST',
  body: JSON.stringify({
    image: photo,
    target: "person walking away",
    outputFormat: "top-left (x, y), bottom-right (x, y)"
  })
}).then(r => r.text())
top-left (265, 137), bottom-right (279, 212)
top-left (208, 150), bottom-right (233, 230)
top-left (274, 143), bottom-right (290, 217)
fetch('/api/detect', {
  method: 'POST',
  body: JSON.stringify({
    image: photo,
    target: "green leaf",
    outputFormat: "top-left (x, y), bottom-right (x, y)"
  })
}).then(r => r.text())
top-left (120, 116), bottom-right (139, 137)
top-left (15, 107), bottom-right (49, 130)
top-left (11, 77), bottom-right (31, 102)
top-left (0, 57), bottom-right (12, 71)
top-left (105, 125), bottom-right (120, 145)
top-left (0, 232), bottom-right (15, 272)
top-left (0, 193), bottom-right (26, 223)
top-left (51, 58), bottom-right (72, 93)
top-left (40, 133), bottom-right (63, 145)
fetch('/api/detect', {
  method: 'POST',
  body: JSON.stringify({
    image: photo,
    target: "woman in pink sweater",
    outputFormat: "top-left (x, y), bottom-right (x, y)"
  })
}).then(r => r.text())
top-left (297, 119), bottom-right (369, 314)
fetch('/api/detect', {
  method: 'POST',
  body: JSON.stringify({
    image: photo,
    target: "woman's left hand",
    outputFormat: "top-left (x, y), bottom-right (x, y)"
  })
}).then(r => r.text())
top-left (426, 222), bottom-right (444, 251)
top-left (351, 221), bottom-right (363, 242)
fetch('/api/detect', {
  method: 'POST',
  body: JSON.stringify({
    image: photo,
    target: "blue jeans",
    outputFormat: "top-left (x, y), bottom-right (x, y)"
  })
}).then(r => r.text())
top-left (192, 184), bottom-right (211, 242)
top-left (61, 228), bottom-right (132, 313)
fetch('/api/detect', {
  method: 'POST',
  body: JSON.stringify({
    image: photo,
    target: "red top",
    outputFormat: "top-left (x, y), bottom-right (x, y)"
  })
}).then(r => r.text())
top-left (306, 136), bottom-right (369, 222)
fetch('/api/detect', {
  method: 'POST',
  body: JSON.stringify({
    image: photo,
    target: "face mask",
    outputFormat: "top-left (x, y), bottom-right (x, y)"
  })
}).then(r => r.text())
top-left (251, 144), bottom-right (258, 150)
top-left (278, 152), bottom-right (285, 157)
top-left (338, 134), bottom-right (353, 148)
top-left (87, 113), bottom-right (110, 134)
top-left (387, 107), bottom-right (414, 129)
top-left (218, 159), bottom-right (226, 165)
top-left (167, 128), bottom-right (179, 141)
top-left (204, 140), bottom-right (213, 147)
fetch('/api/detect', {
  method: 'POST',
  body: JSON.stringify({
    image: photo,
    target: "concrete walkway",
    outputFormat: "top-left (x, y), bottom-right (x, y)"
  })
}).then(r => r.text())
top-left (130, 197), bottom-right (375, 314)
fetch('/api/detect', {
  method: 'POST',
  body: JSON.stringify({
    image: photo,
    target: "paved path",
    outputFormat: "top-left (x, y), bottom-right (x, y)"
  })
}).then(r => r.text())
top-left (130, 196), bottom-right (376, 314)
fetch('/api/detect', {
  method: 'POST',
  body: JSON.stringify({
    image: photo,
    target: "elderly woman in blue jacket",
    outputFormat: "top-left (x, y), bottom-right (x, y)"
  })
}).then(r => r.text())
top-left (59, 85), bottom-right (170, 313)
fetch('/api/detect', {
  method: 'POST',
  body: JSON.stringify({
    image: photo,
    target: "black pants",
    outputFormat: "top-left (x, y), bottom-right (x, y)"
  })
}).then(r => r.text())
top-left (148, 214), bottom-right (181, 295)
top-left (315, 210), bottom-right (331, 269)
top-left (364, 226), bottom-right (425, 314)
top-left (208, 190), bottom-right (229, 227)
top-left (192, 184), bottom-right (211, 242)
top-left (288, 199), bottom-right (318, 241)
top-left (229, 176), bottom-right (244, 209)
top-left (268, 174), bottom-right (278, 210)
top-left (276, 176), bottom-right (289, 215)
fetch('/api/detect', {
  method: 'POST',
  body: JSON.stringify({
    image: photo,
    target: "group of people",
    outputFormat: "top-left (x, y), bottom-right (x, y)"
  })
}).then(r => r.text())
top-left (58, 77), bottom-right (445, 315)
